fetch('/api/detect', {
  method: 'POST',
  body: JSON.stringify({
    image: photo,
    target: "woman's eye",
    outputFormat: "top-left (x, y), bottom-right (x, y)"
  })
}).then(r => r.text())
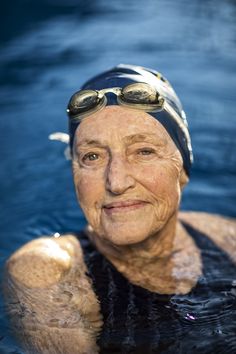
top-left (138, 148), bottom-right (155, 156)
top-left (82, 153), bottom-right (99, 162)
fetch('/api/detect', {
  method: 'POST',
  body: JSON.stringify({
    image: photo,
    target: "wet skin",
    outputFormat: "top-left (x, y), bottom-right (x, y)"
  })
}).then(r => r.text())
top-left (72, 106), bottom-right (201, 294)
top-left (4, 106), bottom-right (236, 354)
top-left (72, 105), bottom-right (186, 246)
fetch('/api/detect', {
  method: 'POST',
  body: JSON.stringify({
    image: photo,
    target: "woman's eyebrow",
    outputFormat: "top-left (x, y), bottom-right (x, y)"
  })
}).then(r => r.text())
top-left (76, 139), bottom-right (106, 148)
top-left (123, 134), bottom-right (166, 145)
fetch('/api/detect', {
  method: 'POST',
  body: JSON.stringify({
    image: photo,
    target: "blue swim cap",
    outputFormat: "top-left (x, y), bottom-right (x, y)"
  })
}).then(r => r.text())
top-left (68, 64), bottom-right (193, 175)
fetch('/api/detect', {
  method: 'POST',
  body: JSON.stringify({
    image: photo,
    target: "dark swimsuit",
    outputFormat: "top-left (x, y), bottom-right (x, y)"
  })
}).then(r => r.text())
top-left (79, 223), bottom-right (236, 354)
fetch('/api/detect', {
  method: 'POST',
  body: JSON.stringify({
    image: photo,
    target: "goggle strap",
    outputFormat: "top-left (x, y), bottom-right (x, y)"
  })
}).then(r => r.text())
top-left (164, 102), bottom-right (193, 163)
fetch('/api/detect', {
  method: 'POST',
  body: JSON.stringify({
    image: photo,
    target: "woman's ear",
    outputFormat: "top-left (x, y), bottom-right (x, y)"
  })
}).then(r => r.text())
top-left (179, 169), bottom-right (189, 190)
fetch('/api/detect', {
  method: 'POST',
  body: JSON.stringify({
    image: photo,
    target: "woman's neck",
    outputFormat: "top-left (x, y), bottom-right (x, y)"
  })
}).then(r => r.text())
top-left (86, 212), bottom-right (202, 295)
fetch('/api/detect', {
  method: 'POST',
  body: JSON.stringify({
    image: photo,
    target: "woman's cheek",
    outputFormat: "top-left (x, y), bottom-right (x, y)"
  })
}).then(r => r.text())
top-left (148, 168), bottom-right (181, 205)
top-left (135, 163), bottom-right (170, 195)
top-left (75, 170), bottom-right (104, 207)
top-left (76, 176), bottom-right (93, 204)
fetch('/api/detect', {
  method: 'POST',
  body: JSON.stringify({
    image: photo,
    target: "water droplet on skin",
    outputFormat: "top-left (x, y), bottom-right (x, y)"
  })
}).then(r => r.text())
top-left (53, 232), bottom-right (61, 238)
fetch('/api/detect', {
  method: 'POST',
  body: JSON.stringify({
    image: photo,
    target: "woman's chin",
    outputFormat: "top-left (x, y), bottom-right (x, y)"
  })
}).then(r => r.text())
top-left (100, 220), bottom-right (163, 246)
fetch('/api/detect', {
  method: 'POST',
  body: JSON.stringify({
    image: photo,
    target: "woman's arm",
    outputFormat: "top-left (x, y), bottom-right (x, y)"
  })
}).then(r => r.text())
top-left (4, 235), bottom-right (102, 354)
top-left (179, 211), bottom-right (236, 263)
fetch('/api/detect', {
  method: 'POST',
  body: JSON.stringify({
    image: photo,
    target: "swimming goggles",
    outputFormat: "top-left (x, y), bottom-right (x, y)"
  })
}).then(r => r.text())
top-left (67, 83), bottom-right (165, 121)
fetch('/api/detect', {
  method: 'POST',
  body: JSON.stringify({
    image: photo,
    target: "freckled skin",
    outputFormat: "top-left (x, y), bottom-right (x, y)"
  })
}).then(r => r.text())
top-left (4, 236), bottom-right (102, 354)
top-left (71, 106), bottom-right (203, 294)
top-left (72, 106), bottom-right (184, 246)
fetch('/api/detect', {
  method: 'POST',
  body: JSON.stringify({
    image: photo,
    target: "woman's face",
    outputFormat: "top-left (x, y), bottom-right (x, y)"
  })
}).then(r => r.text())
top-left (72, 106), bottom-right (185, 245)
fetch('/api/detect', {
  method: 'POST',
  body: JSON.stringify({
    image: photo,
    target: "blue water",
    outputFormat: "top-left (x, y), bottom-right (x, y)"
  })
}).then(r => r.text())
top-left (0, 0), bottom-right (236, 352)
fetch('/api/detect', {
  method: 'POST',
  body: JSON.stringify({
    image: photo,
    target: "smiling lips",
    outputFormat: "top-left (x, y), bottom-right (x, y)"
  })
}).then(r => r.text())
top-left (103, 200), bottom-right (148, 214)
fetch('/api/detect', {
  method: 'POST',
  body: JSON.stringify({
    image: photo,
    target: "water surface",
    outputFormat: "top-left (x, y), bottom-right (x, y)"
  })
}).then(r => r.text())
top-left (0, 0), bottom-right (236, 352)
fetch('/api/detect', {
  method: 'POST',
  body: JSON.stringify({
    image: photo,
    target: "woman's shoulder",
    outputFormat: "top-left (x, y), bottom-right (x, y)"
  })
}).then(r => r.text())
top-left (179, 211), bottom-right (236, 262)
top-left (179, 210), bottom-right (236, 232)
top-left (5, 233), bottom-right (86, 288)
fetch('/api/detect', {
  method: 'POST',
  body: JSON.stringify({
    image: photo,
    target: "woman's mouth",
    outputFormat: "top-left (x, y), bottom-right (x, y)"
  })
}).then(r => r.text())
top-left (103, 200), bottom-right (148, 214)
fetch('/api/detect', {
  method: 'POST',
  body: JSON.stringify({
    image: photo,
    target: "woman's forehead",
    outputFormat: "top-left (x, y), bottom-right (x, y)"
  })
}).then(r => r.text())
top-left (75, 106), bottom-right (172, 144)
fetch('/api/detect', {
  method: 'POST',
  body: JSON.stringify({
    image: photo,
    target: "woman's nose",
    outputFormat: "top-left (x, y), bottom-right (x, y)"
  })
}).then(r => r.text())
top-left (105, 156), bottom-right (135, 195)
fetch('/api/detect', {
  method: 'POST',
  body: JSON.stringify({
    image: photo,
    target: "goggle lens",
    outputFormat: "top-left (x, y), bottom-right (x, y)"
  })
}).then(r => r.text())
top-left (67, 83), bottom-right (164, 119)
top-left (121, 83), bottom-right (158, 104)
top-left (68, 90), bottom-right (102, 115)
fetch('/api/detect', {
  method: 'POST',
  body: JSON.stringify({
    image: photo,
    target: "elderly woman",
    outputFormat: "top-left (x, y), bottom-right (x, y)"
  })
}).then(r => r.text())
top-left (4, 65), bottom-right (236, 354)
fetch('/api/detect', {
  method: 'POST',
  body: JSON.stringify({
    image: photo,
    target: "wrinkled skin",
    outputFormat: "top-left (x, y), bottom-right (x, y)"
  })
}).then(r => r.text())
top-left (72, 106), bottom-right (201, 294)
top-left (4, 106), bottom-right (236, 354)
top-left (72, 106), bottom-right (186, 245)
top-left (4, 236), bottom-right (102, 354)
